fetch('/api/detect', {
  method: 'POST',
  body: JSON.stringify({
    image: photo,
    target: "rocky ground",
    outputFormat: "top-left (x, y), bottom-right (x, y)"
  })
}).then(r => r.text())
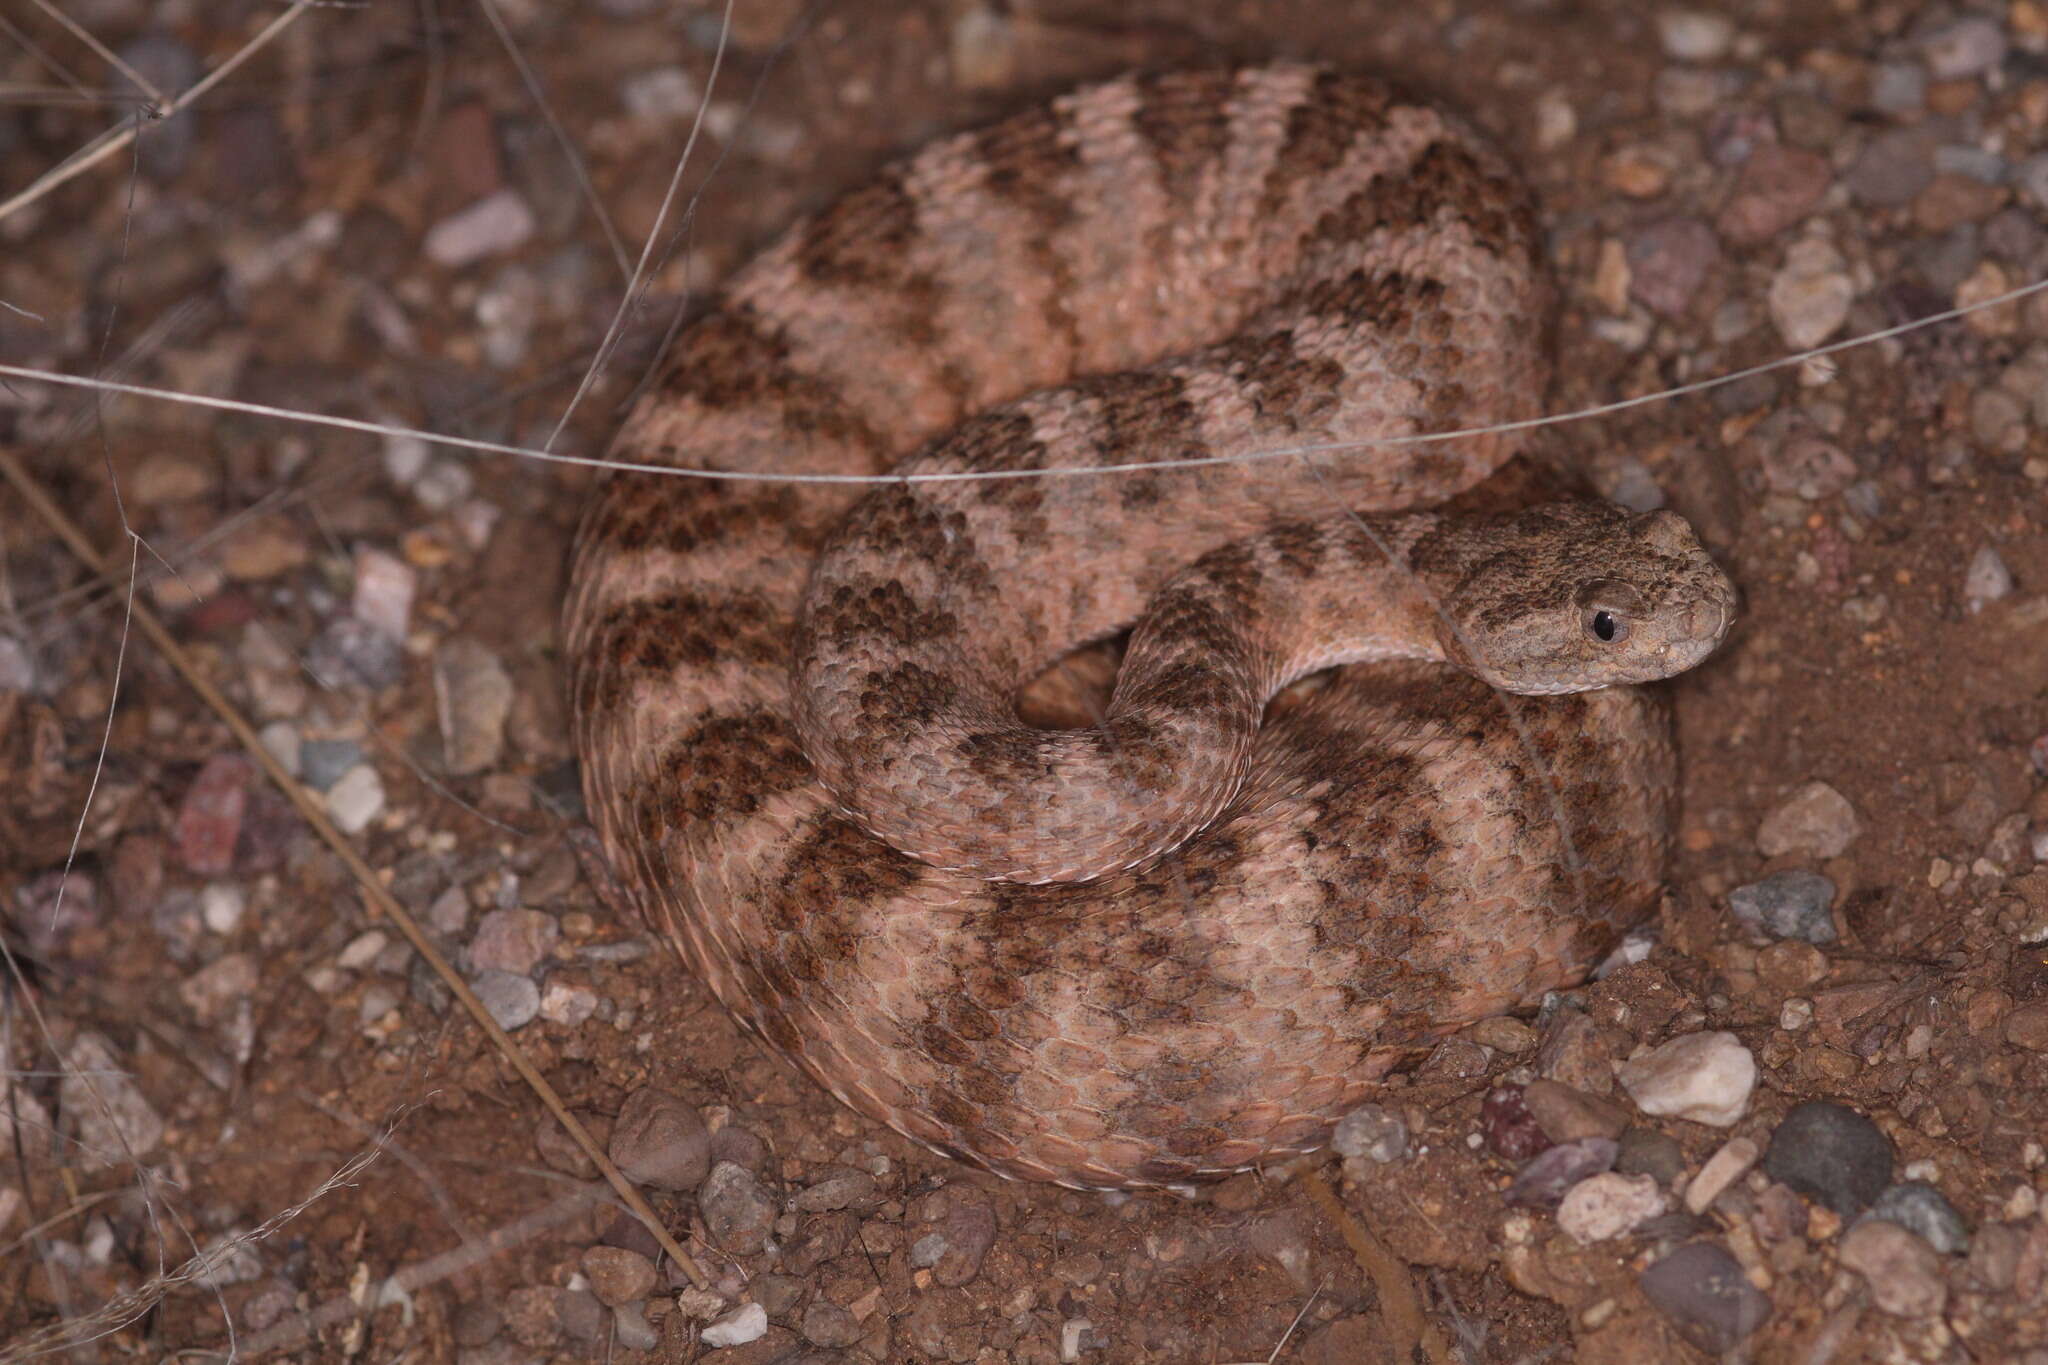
top-left (4, 0), bottom-right (2048, 1361)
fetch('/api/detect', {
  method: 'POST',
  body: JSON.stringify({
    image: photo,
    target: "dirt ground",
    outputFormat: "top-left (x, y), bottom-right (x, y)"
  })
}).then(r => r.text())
top-left (4, 0), bottom-right (2048, 1360)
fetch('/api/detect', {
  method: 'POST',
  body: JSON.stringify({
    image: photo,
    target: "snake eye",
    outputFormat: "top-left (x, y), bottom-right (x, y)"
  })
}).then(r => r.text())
top-left (1577, 579), bottom-right (1644, 645)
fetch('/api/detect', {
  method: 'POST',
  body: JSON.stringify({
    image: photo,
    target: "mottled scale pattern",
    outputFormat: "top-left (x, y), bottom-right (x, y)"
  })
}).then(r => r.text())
top-left (566, 65), bottom-right (1678, 1187)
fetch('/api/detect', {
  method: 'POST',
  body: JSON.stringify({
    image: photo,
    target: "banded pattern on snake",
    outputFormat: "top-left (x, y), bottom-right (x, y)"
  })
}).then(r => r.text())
top-left (565, 64), bottom-right (1734, 1188)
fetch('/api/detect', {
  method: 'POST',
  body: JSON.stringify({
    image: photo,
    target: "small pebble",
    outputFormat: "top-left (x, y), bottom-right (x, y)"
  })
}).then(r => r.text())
top-left (612, 1300), bottom-right (659, 1351)
top-left (1921, 16), bottom-right (2007, 80)
top-left (752, 1273), bottom-right (805, 1316)
top-left (2006, 1001), bottom-right (2048, 1051)
top-left (1656, 9), bottom-right (1734, 61)
top-left (699, 1161), bottom-right (777, 1254)
top-left (700, 1302), bottom-right (768, 1348)
top-left (298, 738), bottom-right (363, 792)
top-left (1764, 1100), bottom-right (1893, 1217)
top-left (1756, 780), bottom-right (1860, 859)
top-left (435, 638), bottom-right (514, 775)
top-left (1639, 1242), bottom-right (1773, 1352)
top-left (1727, 870), bottom-right (1837, 942)
top-left (177, 755), bottom-right (252, 875)
top-left (1864, 1181), bottom-right (1970, 1255)
top-left (1627, 217), bottom-right (1721, 317)
top-left (0, 635), bottom-right (31, 692)
top-left (351, 547), bottom-right (415, 641)
top-left (1504, 1137), bottom-right (1617, 1209)
top-left (325, 765), bottom-right (386, 835)
top-left (1848, 128), bottom-right (1938, 207)
top-left (425, 188), bottom-right (538, 268)
top-left (257, 721), bottom-right (303, 778)
top-left (1768, 238), bottom-right (1854, 350)
top-left (1838, 1219), bottom-right (1948, 1317)
top-left (468, 908), bottom-right (558, 977)
top-left (61, 1033), bottom-right (166, 1169)
top-left (1615, 1127), bottom-right (1688, 1187)
top-left (1870, 62), bottom-right (1927, 114)
top-left (1718, 147), bottom-right (1830, 246)
top-left (1558, 1171), bottom-right (1666, 1244)
top-left (471, 969), bottom-right (540, 1030)
top-left (1965, 545), bottom-right (2015, 611)
top-left (1618, 1031), bottom-right (1757, 1127)
top-left (199, 882), bottom-right (247, 935)
top-left (1521, 1078), bottom-right (1629, 1143)
top-left (1685, 1136), bottom-right (1762, 1214)
top-left (791, 1169), bottom-right (880, 1213)
top-left (580, 1245), bottom-right (656, 1307)
top-left (609, 1088), bottom-right (710, 1191)
top-left (1331, 1103), bottom-right (1408, 1163)
top-left (621, 66), bottom-right (701, 123)
top-left (929, 1193), bottom-right (998, 1286)
top-left (556, 1287), bottom-right (604, 1343)
top-left (801, 1301), bottom-right (861, 1348)
top-left (306, 616), bottom-right (405, 690)
top-left (539, 981), bottom-right (598, 1027)
top-left (1482, 1085), bottom-right (1552, 1161)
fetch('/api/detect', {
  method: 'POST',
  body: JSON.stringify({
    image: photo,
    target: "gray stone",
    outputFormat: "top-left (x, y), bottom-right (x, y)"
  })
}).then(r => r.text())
top-left (1639, 1242), bottom-right (1772, 1352)
top-left (801, 1301), bottom-right (861, 1348)
top-left (1870, 62), bottom-right (1926, 114)
top-left (1727, 870), bottom-right (1837, 942)
top-left (1331, 1103), bottom-right (1409, 1163)
top-left (612, 1300), bottom-right (659, 1351)
top-left (699, 1160), bottom-right (776, 1254)
top-left (1921, 17), bottom-right (2007, 80)
top-left (1848, 128), bottom-right (1937, 207)
top-left (1764, 1100), bottom-right (1893, 1217)
top-left (1865, 1181), bottom-right (1970, 1255)
top-left (1504, 1137), bottom-right (1617, 1209)
top-left (471, 970), bottom-right (539, 1030)
top-left (609, 1088), bottom-right (710, 1191)
top-left (59, 1033), bottom-right (166, 1169)
top-left (1615, 1127), bottom-right (1687, 1187)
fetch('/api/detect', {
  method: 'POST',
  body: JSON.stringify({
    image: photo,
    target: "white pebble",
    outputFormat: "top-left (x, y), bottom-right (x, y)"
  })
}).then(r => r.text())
top-left (1618, 1030), bottom-right (1757, 1127)
top-left (1965, 545), bottom-right (2015, 612)
top-left (1769, 239), bottom-right (1853, 351)
top-left (326, 764), bottom-right (386, 835)
top-left (424, 188), bottom-right (537, 268)
top-left (1657, 10), bottom-right (1734, 61)
top-left (1557, 1172), bottom-right (1666, 1244)
top-left (700, 1302), bottom-right (768, 1348)
top-left (258, 720), bottom-right (302, 777)
top-left (352, 547), bottom-right (416, 641)
top-left (200, 882), bottom-right (247, 935)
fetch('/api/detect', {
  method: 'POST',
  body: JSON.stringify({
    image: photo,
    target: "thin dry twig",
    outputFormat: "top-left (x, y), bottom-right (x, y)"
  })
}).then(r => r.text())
top-left (0, 446), bottom-right (712, 1292)
top-left (0, 266), bottom-right (2041, 488)
top-left (0, 0), bottom-right (317, 227)
top-left (0, 1110), bottom-right (398, 1363)
top-left (1299, 1166), bottom-right (1455, 1365)
top-left (474, 0), bottom-right (634, 283)
top-left (26, 0), bottom-right (164, 107)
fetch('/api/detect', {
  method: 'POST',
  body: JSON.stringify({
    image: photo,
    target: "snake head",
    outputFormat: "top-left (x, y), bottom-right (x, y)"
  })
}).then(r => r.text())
top-left (1431, 501), bottom-right (1738, 695)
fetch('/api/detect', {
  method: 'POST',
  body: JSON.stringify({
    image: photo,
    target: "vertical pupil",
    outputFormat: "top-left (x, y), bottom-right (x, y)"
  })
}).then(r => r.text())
top-left (1593, 611), bottom-right (1616, 641)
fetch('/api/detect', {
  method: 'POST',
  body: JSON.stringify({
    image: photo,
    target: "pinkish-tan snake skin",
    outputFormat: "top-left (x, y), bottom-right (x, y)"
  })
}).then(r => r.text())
top-left (565, 65), bottom-right (1734, 1188)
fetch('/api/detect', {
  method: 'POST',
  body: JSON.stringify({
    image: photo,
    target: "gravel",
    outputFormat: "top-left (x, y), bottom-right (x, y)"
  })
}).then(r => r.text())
top-left (609, 1088), bottom-right (710, 1191)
